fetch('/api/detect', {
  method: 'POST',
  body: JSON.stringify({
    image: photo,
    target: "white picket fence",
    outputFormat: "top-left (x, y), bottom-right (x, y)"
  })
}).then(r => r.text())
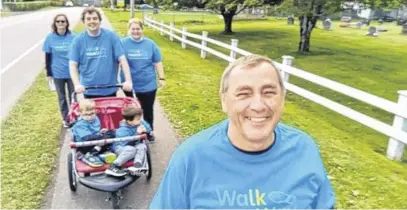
top-left (142, 15), bottom-right (407, 161)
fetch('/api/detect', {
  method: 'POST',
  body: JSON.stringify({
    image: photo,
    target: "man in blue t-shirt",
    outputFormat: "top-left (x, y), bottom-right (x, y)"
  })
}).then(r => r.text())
top-left (68, 7), bottom-right (132, 97)
top-left (149, 54), bottom-right (336, 209)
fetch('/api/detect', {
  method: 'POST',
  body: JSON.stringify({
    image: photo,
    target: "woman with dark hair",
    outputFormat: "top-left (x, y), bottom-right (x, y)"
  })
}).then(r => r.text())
top-left (42, 14), bottom-right (76, 128)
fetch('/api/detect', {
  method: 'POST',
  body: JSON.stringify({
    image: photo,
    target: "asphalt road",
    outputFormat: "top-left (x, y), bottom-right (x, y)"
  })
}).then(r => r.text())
top-left (0, 7), bottom-right (82, 120)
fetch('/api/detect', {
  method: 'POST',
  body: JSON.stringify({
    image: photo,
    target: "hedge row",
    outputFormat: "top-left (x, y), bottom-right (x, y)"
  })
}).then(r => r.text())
top-left (3, 1), bottom-right (55, 11)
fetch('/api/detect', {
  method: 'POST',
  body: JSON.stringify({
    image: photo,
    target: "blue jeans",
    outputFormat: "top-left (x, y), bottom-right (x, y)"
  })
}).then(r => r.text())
top-left (54, 78), bottom-right (74, 122)
top-left (112, 144), bottom-right (147, 167)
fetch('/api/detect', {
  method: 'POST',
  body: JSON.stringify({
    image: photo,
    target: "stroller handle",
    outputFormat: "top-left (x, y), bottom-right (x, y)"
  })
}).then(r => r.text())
top-left (84, 84), bottom-right (123, 90)
top-left (70, 84), bottom-right (135, 104)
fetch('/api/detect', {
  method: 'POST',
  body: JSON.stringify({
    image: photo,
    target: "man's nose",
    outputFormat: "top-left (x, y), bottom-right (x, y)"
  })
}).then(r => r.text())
top-left (249, 94), bottom-right (266, 111)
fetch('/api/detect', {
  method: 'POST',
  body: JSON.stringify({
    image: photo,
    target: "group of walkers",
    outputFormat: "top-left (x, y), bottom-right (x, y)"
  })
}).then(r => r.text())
top-left (43, 6), bottom-right (336, 208)
top-left (43, 7), bottom-right (164, 132)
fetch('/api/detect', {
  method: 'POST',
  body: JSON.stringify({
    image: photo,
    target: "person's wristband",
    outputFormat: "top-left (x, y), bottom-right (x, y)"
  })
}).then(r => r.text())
top-left (159, 78), bottom-right (165, 81)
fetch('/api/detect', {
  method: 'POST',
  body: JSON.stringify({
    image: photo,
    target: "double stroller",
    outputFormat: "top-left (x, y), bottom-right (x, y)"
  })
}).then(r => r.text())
top-left (65, 85), bottom-right (153, 209)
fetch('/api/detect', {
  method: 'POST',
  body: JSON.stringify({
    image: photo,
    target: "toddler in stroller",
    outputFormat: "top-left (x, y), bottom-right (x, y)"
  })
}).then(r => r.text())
top-left (105, 104), bottom-right (153, 177)
top-left (71, 99), bottom-right (116, 167)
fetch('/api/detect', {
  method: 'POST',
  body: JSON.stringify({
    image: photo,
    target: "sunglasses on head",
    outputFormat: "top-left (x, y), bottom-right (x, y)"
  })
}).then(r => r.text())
top-left (56, 20), bottom-right (66, 23)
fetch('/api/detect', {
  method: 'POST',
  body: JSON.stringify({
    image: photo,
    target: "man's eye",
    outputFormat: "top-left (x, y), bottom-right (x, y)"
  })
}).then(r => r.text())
top-left (236, 93), bottom-right (249, 97)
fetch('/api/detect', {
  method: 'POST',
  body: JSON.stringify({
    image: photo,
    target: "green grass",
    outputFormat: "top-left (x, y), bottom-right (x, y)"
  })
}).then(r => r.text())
top-left (0, 23), bottom-right (85, 209)
top-left (104, 10), bottom-right (407, 208)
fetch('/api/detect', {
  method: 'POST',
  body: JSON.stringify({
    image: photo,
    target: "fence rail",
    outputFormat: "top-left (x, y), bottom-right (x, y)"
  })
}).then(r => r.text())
top-left (142, 15), bottom-right (407, 161)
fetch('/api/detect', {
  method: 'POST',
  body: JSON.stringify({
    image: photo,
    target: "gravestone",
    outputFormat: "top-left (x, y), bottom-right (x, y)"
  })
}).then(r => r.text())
top-left (287, 15), bottom-right (294, 25)
top-left (153, 8), bottom-right (159, 14)
top-left (402, 24), bottom-right (407, 35)
top-left (339, 16), bottom-right (351, 27)
top-left (378, 19), bottom-right (384, 24)
top-left (323, 18), bottom-right (332, 30)
top-left (366, 26), bottom-right (378, 37)
top-left (397, 18), bottom-right (407, 26)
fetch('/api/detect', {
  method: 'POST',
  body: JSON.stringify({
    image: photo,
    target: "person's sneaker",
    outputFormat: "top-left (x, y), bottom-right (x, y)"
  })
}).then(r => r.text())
top-left (62, 120), bottom-right (69, 128)
top-left (105, 164), bottom-right (127, 177)
top-left (148, 133), bottom-right (155, 144)
top-left (81, 152), bottom-right (104, 168)
top-left (127, 164), bottom-right (147, 176)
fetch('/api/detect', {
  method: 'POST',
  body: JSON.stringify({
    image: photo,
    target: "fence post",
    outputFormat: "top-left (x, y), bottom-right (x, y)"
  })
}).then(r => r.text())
top-left (281, 55), bottom-right (294, 83)
top-left (201, 31), bottom-right (208, 59)
top-left (182, 26), bottom-right (187, 49)
top-left (386, 90), bottom-right (407, 161)
top-left (160, 21), bottom-right (164, 36)
top-left (169, 22), bottom-right (174, 41)
top-left (229, 39), bottom-right (239, 63)
top-left (152, 18), bottom-right (155, 31)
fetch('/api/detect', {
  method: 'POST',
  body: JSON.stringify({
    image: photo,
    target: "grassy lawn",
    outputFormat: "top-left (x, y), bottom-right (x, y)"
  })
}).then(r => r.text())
top-left (0, 23), bottom-right (85, 209)
top-left (104, 10), bottom-right (407, 208)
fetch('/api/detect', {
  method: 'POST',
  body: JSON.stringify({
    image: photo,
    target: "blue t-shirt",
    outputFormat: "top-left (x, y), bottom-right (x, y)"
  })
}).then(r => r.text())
top-left (42, 32), bottom-right (76, 79)
top-left (68, 28), bottom-right (125, 96)
top-left (112, 120), bottom-right (152, 150)
top-left (72, 116), bottom-right (101, 142)
top-left (121, 37), bottom-right (162, 93)
top-left (149, 119), bottom-right (335, 209)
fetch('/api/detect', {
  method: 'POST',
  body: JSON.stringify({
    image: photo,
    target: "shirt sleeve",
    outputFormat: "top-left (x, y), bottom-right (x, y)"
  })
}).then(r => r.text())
top-left (72, 124), bottom-right (94, 142)
top-left (115, 127), bottom-right (129, 138)
top-left (149, 148), bottom-right (188, 209)
top-left (42, 35), bottom-right (51, 53)
top-left (68, 36), bottom-right (80, 63)
top-left (308, 137), bottom-right (336, 208)
top-left (45, 53), bottom-right (52, 77)
top-left (112, 34), bottom-right (125, 61)
top-left (152, 42), bottom-right (162, 63)
top-left (141, 120), bottom-right (152, 133)
top-left (312, 171), bottom-right (336, 208)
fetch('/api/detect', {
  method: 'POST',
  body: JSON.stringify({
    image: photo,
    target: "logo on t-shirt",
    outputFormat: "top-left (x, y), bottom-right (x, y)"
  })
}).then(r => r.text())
top-left (216, 188), bottom-right (297, 209)
top-left (85, 47), bottom-right (107, 59)
top-left (127, 49), bottom-right (148, 60)
top-left (53, 42), bottom-right (70, 52)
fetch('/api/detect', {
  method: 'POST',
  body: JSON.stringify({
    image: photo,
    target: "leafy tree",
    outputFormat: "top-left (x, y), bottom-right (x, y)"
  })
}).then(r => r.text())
top-left (160, 0), bottom-right (282, 33)
top-left (205, 0), bottom-right (264, 34)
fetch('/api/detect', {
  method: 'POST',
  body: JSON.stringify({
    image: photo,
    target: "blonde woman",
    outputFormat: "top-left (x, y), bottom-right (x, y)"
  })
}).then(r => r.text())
top-left (121, 18), bottom-right (165, 140)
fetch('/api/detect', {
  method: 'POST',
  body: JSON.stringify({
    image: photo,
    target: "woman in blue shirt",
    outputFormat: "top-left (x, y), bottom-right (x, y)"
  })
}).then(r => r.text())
top-left (122, 18), bottom-right (165, 140)
top-left (42, 14), bottom-right (76, 128)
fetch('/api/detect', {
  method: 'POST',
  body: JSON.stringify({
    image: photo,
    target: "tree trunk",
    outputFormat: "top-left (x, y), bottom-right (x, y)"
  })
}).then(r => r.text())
top-left (298, 15), bottom-right (317, 52)
top-left (220, 6), bottom-right (237, 35)
top-left (222, 14), bottom-right (234, 34)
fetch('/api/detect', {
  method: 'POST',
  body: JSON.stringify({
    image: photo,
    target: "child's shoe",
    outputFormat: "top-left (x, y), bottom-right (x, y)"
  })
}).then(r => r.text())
top-left (128, 154), bottom-right (148, 176)
top-left (105, 164), bottom-right (127, 177)
top-left (81, 152), bottom-right (104, 168)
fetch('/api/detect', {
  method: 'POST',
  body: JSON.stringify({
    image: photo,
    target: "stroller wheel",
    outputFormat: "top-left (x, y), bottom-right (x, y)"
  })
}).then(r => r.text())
top-left (67, 153), bottom-right (77, 192)
top-left (146, 143), bottom-right (152, 181)
top-left (110, 191), bottom-right (120, 209)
